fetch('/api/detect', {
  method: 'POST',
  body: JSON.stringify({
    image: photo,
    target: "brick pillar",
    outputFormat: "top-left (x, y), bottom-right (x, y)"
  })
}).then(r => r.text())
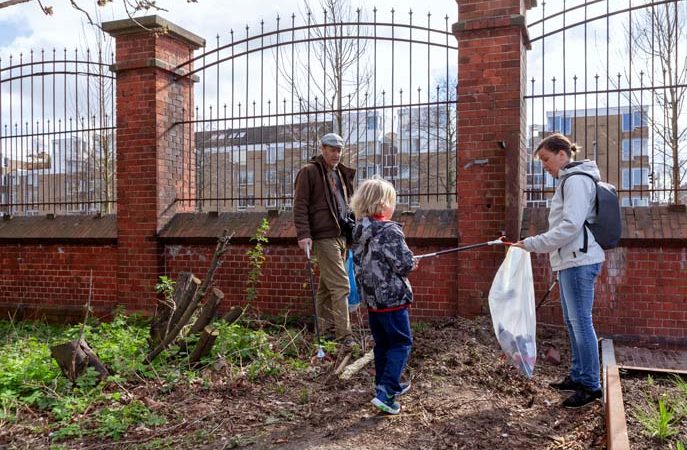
top-left (104, 16), bottom-right (204, 310)
top-left (453, 1), bottom-right (533, 316)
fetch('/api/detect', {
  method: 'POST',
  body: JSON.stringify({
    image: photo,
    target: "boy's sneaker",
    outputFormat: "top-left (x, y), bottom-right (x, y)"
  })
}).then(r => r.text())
top-left (549, 376), bottom-right (583, 392)
top-left (371, 394), bottom-right (401, 415)
top-left (562, 387), bottom-right (602, 408)
top-left (397, 381), bottom-right (411, 396)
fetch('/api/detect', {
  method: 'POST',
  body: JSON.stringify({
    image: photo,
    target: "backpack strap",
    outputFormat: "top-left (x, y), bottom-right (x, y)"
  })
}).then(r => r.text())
top-left (560, 172), bottom-right (598, 254)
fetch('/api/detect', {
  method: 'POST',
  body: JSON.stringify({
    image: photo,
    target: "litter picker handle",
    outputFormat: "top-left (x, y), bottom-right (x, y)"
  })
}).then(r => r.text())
top-left (415, 237), bottom-right (512, 260)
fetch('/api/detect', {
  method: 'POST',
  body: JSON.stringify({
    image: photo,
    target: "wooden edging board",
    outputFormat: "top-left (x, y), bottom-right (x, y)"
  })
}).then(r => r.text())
top-left (601, 339), bottom-right (631, 450)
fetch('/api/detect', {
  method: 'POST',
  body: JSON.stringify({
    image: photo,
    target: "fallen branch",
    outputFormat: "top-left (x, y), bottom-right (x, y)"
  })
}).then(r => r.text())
top-left (339, 350), bottom-right (374, 380)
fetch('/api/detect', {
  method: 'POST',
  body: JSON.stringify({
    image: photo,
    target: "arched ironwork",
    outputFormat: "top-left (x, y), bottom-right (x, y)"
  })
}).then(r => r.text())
top-left (173, 7), bottom-right (458, 212)
top-left (525, 0), bottom-right (686, 207)
top-left (0, 49), bottom-right (116, 216)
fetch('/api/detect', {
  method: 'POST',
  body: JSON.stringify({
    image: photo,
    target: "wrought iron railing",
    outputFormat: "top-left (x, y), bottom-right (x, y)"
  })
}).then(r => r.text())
top-left (0, 48), bottom-right (116, 216)
top-left (525, 0), bottom-right (687, 207)
top-left (173, 7), bottom-right (458, 212)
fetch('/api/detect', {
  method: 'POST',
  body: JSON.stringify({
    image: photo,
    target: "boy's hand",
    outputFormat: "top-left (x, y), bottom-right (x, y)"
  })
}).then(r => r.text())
top-left (411, 257), bottom-right (419, 271)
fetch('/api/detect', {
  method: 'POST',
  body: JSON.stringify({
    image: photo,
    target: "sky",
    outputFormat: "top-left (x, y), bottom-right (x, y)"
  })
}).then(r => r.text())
top-left (0, 0), bottom-right (455, 52)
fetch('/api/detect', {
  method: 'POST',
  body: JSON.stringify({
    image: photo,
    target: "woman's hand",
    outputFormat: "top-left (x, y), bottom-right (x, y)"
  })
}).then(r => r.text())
top-left (510, 240), bottom-right (527, 250)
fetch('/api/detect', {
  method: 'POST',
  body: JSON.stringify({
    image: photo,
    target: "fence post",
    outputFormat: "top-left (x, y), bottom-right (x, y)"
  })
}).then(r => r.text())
top-left (452, 1), bottom-right (534, 316)
top-left (103, 16), bottom-right (204, 311)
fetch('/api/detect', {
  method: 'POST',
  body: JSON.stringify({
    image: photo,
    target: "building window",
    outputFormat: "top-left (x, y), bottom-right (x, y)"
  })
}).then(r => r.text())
top-left (622, 168), bottom-right (649, 189)
top-left (238, 195), bottom-right (255, 210)
top-left (266, 170), bottom-right (277, 184)
top-left (266, 145), bottom-right (284, 163)
top-left (547, 115), bottom-right (571, 134)
top-left (622, 138), bottom-right (647, 160)
top-left (239, 169), bottom-right (254, 185)
top-left (622, 109), bottom-right (647, 132)
top-left (367, 115), bottom-right (377, 130)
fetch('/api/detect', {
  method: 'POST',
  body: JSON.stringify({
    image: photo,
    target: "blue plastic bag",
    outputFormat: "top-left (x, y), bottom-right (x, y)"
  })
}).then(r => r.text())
top-left (346, 249), bottom-right (360, 312)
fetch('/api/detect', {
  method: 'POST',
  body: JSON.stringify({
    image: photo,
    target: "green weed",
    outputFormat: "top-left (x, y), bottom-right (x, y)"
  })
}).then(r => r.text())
top-left (94, 400), bottom-right (166, 440)
top-left (632, 397), bottom-right (679, 441)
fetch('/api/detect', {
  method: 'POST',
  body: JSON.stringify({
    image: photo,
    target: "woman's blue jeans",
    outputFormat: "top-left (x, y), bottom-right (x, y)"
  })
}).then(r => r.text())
top-left (558, 263), bottom-right (602, 391)
top-left (368, 308), bottom-right (413, 397)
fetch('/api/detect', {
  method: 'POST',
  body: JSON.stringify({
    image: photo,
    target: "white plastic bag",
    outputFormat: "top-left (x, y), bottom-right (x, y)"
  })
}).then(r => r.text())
top-left (488, 247), bottom-right (537, 378)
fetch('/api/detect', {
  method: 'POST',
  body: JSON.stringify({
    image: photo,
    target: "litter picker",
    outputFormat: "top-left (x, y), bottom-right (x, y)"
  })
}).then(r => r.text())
top-left (415, 236), bottom-right (512, 259)
top-left (305, 246), bottom-right (325, 360)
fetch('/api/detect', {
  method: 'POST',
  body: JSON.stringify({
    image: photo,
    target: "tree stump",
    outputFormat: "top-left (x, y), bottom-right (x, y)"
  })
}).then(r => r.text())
top-left (50, 340), bottom-right (109, 383)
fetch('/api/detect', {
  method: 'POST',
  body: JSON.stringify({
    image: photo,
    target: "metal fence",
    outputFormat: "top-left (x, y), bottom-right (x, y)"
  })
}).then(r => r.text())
top-left (0, 48), bottom-right (116, 216)
top-left (525, 0), bottom-right (687, 207)
top-left (173, 6), bottom-right (458, 212)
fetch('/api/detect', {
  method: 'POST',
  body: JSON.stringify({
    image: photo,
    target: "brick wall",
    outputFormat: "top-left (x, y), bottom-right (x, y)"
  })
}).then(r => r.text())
top-left (532, 248), bottom-right (687, 344)
top-left (159, 210), bottom-right (461, 322)
top-left (524, 205), bottom-right (687, 344)
top-left (0, 243), bottom-right (118, 322)
top-left (453, 0), bottom-right (531, 317)
top-left (161, 241), bottom-right (460, 322)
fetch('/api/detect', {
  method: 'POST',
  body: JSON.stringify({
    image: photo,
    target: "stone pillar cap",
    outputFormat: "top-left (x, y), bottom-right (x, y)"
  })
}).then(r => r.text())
top-left (102, 15), bottom-right (205, 50)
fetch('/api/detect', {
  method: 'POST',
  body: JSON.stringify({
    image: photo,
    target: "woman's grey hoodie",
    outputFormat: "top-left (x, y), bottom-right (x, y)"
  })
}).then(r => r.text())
top-left (523, 159), bottom-right (606, 271)
top-left (351, 217), bottom-right (415, 310)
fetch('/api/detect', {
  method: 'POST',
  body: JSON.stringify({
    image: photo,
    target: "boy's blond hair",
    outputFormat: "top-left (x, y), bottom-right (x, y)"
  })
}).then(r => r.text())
top-left (350, 176), bottom-right (397, 218)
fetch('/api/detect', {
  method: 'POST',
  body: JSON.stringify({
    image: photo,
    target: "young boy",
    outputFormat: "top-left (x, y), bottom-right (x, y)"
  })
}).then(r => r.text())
top-left (349, 176), bottom-right (418, 415)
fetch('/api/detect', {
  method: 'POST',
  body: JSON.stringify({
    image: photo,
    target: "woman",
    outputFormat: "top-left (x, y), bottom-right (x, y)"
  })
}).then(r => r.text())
top-left (513, 133), bottom-right (605, 408)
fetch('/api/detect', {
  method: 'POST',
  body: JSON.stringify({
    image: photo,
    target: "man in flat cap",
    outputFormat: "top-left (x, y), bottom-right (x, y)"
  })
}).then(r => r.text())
top-left (294, 132), bottom-right (356, 346)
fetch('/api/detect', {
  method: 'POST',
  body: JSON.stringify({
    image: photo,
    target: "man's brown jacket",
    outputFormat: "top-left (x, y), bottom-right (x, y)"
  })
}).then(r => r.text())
top-left (293, 154), bottom-right (355, 241)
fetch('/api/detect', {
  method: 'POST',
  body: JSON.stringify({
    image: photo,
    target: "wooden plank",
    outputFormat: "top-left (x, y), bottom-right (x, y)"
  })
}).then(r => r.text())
top-left (618, 365), bottom-right (687, 375)
top-left (605, 365), bottom-right (630, 450)
top-left (601, 338), bottom-right (616, 367)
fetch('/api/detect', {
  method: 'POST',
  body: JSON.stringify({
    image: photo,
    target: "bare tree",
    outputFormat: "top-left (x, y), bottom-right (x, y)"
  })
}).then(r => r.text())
top-left (627, 2), bottom-right (686, 204)
top-left (277, 0), bottom-right (373, 136)
top-left (397, 75), bottom-right (457, 209)
top-left (0, 1), bottom-right (186, 27)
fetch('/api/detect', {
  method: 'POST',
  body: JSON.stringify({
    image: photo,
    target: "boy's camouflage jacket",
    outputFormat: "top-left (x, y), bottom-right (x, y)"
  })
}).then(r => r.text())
top-left (351, 217), bottom-right (415, 310)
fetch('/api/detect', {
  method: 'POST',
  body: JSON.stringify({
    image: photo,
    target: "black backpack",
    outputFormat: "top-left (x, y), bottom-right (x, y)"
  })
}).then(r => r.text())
top-left (560, 172), bottom-right (622, 251)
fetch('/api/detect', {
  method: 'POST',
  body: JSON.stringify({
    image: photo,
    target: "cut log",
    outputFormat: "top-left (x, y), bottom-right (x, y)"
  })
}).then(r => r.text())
top-left (50, 340), bottom-right (109, 383)
top-left (220, 305), bottom-right (243, 325)
top-left (149, 271), bottom-right (193, 348)
top-left (190, 288), bottom-right (224, 334)
top-left (144, 231), bottom-right (232, 364)
top-left (188, 325), bottom-right (220, 367)
top-left (169, 275), bottom-right (201, 330)
top-left (339, 350), bottom-right (374, 380)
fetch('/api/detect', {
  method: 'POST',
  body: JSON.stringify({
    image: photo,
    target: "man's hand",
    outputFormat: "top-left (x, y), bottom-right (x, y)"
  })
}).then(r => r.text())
top-left (298, 238), bottom-right (312, 257)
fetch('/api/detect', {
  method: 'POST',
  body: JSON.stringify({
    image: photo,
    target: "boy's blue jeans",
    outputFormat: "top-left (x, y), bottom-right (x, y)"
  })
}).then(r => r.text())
top-left (558, 263), bottom-right (602, 391)
top-left (369, 307), bottom-right (413, 397)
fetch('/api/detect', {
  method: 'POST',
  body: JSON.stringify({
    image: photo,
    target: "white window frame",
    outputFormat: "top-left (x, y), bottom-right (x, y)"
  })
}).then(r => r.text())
top-left (621, 138), bottom-right (647, 160)
top-left (622, 167), bottom-right (649, 189)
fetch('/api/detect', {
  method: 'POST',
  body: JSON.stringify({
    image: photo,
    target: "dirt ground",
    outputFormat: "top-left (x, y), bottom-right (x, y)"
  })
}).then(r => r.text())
top-left (622, 371), bottom-right (687, 449)
top-left (2, 316), bottom-right (606, 449)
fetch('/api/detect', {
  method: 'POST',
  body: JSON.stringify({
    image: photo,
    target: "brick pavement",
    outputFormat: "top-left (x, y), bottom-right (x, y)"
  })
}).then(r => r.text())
top-left (615, 345), bottom-right (687, 373)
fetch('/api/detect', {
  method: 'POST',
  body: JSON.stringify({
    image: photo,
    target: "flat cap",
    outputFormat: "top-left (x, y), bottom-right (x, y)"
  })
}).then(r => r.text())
top-left (320, 133), bottom-right (345, 148)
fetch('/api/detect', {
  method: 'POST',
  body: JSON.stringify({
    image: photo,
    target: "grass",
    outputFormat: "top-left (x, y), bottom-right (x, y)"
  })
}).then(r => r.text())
top-left (0, 311), bottom-right (314, 444)
top-left (631, 374), bottom-right (687, 445)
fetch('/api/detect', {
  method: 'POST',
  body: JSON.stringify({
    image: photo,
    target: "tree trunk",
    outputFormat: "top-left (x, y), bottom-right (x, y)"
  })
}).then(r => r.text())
top-left (190, 287), bottom-right (224, 334)
top-left (169, 274), bottom-right (202, 329)
top-left (221, 305), bottom-right (243, 325)
top-left (50, 340), bottom-right (109, 383)
top-left (188, 326), bottom-right (219, 367)
top-left (149, 271), bottom-right (193, 348)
